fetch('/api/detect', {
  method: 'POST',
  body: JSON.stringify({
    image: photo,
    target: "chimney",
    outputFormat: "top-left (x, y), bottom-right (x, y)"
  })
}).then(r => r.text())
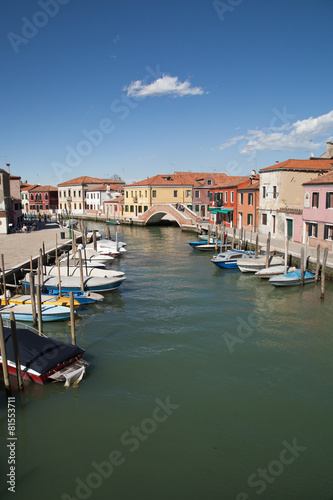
top-left (326, 141), bottom-right (333, 158)
top-left (6, 163), bottom-right (10, 173)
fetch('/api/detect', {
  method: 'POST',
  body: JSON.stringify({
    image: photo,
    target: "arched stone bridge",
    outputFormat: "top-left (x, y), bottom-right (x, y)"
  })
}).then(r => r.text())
top-left (136, 203), bottom-right (202, 227)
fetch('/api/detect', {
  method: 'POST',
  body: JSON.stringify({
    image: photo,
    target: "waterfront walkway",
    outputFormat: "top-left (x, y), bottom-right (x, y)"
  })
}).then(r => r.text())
top-left (0, 221), bottom-right (71, 270)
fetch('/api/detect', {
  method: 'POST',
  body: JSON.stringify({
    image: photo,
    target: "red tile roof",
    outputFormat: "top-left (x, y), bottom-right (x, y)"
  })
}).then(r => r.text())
top-left (58, 176), bottom-right (123, 186)
top-left (126, 172), bottom-right (238, 188)
top-left (29, 185), bottom-right (58, 192)
top-left (260, 158), bottom-right (333, 173)
top-left (21, 183), bottom-right (39, 191)
top-left (213, 176), bottom-right (250, 189)
top-left (303, 170), bottom-right (333, 185)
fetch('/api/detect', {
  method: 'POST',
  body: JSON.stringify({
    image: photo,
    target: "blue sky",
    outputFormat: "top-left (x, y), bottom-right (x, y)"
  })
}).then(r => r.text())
top-left (1, 0), bottom-right (333, 187)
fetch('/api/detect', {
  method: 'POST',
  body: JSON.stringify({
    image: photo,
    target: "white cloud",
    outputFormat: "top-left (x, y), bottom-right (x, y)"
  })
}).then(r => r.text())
top-left (124, 75), bottom-right (205, 98)
top-left (216, 110), bottom-right (333, 153)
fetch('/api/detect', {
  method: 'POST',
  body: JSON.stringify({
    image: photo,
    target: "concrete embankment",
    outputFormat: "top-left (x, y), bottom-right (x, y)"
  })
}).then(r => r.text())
top-left (0, 222), bottom-right (74, 282)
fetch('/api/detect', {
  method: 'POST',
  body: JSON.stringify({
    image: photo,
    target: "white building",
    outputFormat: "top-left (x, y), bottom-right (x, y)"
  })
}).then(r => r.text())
top-left (86, 184), bottom-right (123, 214)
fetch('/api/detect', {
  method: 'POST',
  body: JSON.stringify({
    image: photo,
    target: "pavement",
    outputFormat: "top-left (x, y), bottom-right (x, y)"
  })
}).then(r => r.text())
top-left (0, 222), bottom-right (72, 271)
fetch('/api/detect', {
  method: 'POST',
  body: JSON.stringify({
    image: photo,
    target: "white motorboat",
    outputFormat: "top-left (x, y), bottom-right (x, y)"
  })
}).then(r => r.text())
top-left (237, 256), bottom-right (284, 273)
top-left (269, 270), bottom-right (316, 287)
top-left (211, 250), bottom-right (252, 269)
top-left (43, 265), bottom-right (125, 279)
top-left (60, 248), bottom-right (114, 267)
top-left (255, 265), bottom-right (297, 279)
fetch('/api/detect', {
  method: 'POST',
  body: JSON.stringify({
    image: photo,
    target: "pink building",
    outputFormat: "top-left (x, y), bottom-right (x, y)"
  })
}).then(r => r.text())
top-left (303, 170), bottom-right (333, 250)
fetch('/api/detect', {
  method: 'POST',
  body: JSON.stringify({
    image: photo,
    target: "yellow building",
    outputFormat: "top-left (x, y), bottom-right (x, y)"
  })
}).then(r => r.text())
top-left (124, 173), bottom-right (198, 217)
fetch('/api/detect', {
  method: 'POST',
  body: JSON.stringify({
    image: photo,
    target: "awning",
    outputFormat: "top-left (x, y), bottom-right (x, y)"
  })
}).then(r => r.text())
top-left (209, 208), bottom-right (234, 214)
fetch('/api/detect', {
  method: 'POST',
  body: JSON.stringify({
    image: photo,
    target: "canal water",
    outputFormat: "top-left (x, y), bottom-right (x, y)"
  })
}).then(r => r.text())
top-left (1, 225), bottom-right (333, 500)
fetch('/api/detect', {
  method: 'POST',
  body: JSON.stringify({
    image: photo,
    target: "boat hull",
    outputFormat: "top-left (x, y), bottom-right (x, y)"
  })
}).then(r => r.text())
top-left (269, 270), bottom-right (316, 287)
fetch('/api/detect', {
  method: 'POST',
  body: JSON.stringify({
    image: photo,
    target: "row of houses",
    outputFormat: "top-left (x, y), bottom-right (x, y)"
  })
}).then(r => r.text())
top-left (2, 143), bottom-right (333, 250)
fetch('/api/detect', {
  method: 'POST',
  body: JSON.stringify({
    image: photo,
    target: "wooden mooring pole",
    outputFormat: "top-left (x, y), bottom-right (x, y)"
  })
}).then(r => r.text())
top-left (321, 247), bottom-right (328, 299)
top-left (29, 272), bottom-right (37, 328)
top-left (265, 232), bottom-right (271, 268)
top-left (1, 254), bottom-right (8, 305)
top-left (0, 315), bottom-right (10, 390)
top-left (70, 292), bottom-right (76, 345)
top-left (300, 247), bottom-right (305, 286)
top-left (232, 227), bottom-right (236, 249)
top-left (315, 244), bottom-right (321, 283)
top-left (10, 312), bottom-right (23, 390)
top-left (255, 233), bottom-right (259, 258)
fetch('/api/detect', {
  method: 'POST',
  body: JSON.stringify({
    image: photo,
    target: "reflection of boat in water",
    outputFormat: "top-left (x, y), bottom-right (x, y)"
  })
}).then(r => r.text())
top-left (21, 273), bottom-right (126, 293)
top-left (0, 321), bottom-right (88, 385)
top-left (269, 270), bottom-right (316, 287)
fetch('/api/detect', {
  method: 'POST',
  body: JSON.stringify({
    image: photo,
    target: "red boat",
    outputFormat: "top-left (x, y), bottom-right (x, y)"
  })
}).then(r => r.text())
top-left (1, 323), bottom-right (89, 386)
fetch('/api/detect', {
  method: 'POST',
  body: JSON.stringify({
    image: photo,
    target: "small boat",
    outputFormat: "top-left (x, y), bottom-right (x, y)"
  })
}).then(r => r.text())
top-left (43, 265), bottom-right (125, 279)
top-left (237, 256), bottom-right (284, 273)
top-left (0, 321), bottom-right (88, 385)
top-left (0, 303), bottom-right (72, 322)
top-left (106, 219), bottom-right (120, 225)
top-left (195, 243), bottom-right (222, 251)
top-left (0, 294), bottom-right (80, 308)
top-left (21, 274), bottom-right (126, 293)
top-left (63, 218), bottom-right (79, 228)
top-left (269, 270), bottom-right (316, 287)
top-left (187, 239), bottom-right (221, 248)
top-left (59, 248), bottom-right (114, 267)
top-left (255, 265), bottom-right (297, 279)
top-left (40, 289), bottom-right (104, 304)
top-left (211, 250), bottom-right (252, 269)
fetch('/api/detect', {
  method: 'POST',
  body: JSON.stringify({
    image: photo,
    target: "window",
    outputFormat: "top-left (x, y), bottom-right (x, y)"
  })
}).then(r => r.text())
top-left (125, 205), bottom-right (129, 212)
top-left (312, 192), bottom-right (319, 208)
top-left (130, 205), bottom-right (134, 213)
top-left (273, 186), bottom-right (277, 199)
top-left (173, 190), bottom-right (178, 197)
top-left (186, 190), bottom-right (191, 198)
top-left (152, 190), bottom-right (156, 198)
top-left (207, 179), bottom-right (212, 186)
top-left (308, 223), bottom-right (318, 237)
top-left (79, 203), bottom-right (81, 209)
top-left (31, 205), bottom-right (35, 210)
top-left (78, 190), bottom-right (81, 197)
top-left (324, 225), bottom-right (333, 240)
top-left (74, 203), bottom-right (77, 209)
top-left (138, 206), bottom-right (142, 213)
top-left (144, 205), bottom-right (148, 212)
top-left (131, 191), bottom-right (133, 197)
top-left (195, 190), bottom-right (200, 198)
top-left (262, 213), bottom-right (267, 225)
top-left (326, 192), bottom-right (333, 208)
top-left (68, 190), bottom-right (71, 197)
top-left (231, 191), bottom-right (234, 203)
top-left (247, 213), bottom-right (253, 225)
top-left (195, 205), bottom-right (200, 211)
top-left (73, 191), bottom-right (76, 197)
top-left (126, 191), bottom-right (128, 198)
top-left (45, 204), bottom-right (49, 210)
top-left (30, 194), bottom-right (33, 200)
top-left (139, 191), bottom-right (141, 198)
top-left (224, 191), bottom-right (228, 203)
top-left (239, 193), bottom-right (243, 205)
top-left (145, 190), bottom-right (147, 198)
top-left (262, 186), bottom-right (266, 198)
top-left (60, 203), bottom-right (62, 209)
top-left (45, 193), bottom-right (48, 200)
top-left (248, 192), bottom-right (253, 205)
